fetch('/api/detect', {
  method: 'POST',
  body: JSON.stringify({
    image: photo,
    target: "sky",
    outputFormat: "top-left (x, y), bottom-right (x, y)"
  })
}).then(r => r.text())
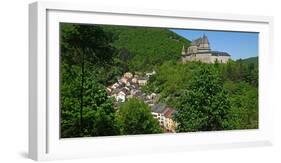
top-left (170, 29), bottom-right (259, 60)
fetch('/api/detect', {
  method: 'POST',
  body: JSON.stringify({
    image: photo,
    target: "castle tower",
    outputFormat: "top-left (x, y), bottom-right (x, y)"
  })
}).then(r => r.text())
top-left (202, 34), bottom-right (210, 49)
top-left (181, 45), bottom-right (186, 55)
top-left (187, 41), bottom-right (198, 54)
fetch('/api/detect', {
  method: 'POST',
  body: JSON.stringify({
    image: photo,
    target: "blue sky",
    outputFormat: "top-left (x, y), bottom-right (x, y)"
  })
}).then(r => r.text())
top-left (170, 29), bottom-right (259, 60)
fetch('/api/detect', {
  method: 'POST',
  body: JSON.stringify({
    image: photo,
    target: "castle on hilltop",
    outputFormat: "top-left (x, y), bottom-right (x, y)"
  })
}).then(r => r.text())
top-left (181, 34), bottom-right (231, 63)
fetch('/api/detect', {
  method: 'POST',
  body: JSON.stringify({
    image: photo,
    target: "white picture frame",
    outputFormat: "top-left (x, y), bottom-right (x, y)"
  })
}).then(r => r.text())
top-left (29, 1), bottom-right (274, 161)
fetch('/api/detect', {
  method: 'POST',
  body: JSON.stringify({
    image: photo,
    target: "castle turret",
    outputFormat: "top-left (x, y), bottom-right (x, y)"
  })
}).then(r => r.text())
top-left (181, 45), bottom-right (186, 55)
top-left (203, 34), bottom-right (208, 43)
top-left (202, 34), bottom-right (210, 49)
top-left (187, 44), bottom-right (198, 54)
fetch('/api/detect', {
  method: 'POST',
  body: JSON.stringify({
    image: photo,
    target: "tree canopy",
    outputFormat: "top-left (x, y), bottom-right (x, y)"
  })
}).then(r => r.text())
top-left (60, 23), bottom-right (118, 137)
top-left (173, 64), bottom-right (231, 132)
top-left (116, 98), bottom-right (162, 135)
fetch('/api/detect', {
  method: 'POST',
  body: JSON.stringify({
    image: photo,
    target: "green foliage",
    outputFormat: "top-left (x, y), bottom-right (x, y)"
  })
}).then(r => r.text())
top-left (60, 64), bottom-right (82, 137)
top-left (223, 59), bottom-right (258, 86)
top-left (223, 81), bottom-right (258, 129)
top-left (60, 63), bottom-right (118, 138)
top-left (116, 98), bottom-right (162, 135)
top-left (81, 73), bottom-right (118, 137)
top-left (173, 64), bottom-right (231, 132)
top-left (241, 56), bottom-right (258, 65)
top-left (102, 26), bottom-right (191, 71)
top-left (61, 23), bottom-right (122, 85)
top-left (146, 59), bottom-right (258, 131)
top-left (61, 23), bottom-right (116, 67)
top-left (143, 61), bottom-right (195, 107)
top-left (60, 23), bottom-right (119, 137)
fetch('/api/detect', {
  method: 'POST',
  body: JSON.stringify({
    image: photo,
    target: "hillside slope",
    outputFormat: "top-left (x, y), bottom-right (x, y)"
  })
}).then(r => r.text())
top-left (102, 26), bottom-right (191, 71)
top-left (241, 56), bottom-right (258, 64)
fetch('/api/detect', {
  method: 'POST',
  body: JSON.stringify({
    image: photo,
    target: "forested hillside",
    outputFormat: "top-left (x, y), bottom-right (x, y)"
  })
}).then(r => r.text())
top-left (102, 26), bottom-right (191, 71)
top-left (241, 56), bottom-right (258, 65)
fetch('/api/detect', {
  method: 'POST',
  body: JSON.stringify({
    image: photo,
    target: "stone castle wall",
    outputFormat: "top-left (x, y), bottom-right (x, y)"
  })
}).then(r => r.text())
top-left (210, 56), bottom-right (230, 63)
top-left (182, 54), bottom-right (230, 63)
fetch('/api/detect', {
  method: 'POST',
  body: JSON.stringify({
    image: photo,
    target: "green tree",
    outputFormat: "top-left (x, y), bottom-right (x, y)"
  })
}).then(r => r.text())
top-left (223, 81), bottom-right (258, 129)
top-left (81, 73), bottom-right (118, 137)
top-left (61, 69), bottom-right (118, 137)
top-left (174, 64), bottom-right (231, 132)
top-left (245, 63), bottom-right (258, 87)
top-left (116, 98), bottom-right (162, 135)
top-left (60, 64), bottom-right (82, 137)
top-left (143, 61), bottom-right (193, 107)
top-left (61, 23), bottom-right (116, 136)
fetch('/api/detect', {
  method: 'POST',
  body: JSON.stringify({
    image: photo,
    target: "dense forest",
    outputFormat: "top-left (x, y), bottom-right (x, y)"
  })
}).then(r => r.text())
top-left (60, 23), bottom-right (258, 138)
top-left (101, 26), bottom-right (190, 71)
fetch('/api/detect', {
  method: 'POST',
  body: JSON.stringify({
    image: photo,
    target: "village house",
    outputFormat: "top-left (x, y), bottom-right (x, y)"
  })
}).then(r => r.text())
top-left (164, 107), bottom-right (177, 132)
top-left (106, 87), bottom-right (112, 94)
top-left (130, 89), bottom-right (140, 96)
top-left (116, 91), bottom-right (126, 102)
top-left (123, 72), bottom-right (133, 78)
top-left (131, 77), bottom-right (138, 84)
top-left (151, 104), bottom-right (166, 126)
top-left (145, 70), bottom-right (156, 77)
top-left (106, 71), bottom-right (177, 132)
top-left (110, 82), bottom-right (120, 89)
top-left (151, 104), bottom-right (177, 132)
top-left (130, 83), bottom-right (139, 90)
top-left (120, 76), bottom-right (129, 85)
top-left (138, 77), bottom-right (148, 86)
top-left (147, 93), bottom-right (157, 100)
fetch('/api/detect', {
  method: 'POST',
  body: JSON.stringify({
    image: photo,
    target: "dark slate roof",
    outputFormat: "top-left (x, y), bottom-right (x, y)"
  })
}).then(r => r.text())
top-left (151, 103), bottom-right (167, 113)
top-left (183, 51), bottom-right (230, 57)
top-left (138, 77), bottom-right (149, 80)
top-left (191, 34), bottom-right (209, 46)
top-left (211, 51), bottom-right (231, 56)
top-left (182, 51), bottom-right (210, 56)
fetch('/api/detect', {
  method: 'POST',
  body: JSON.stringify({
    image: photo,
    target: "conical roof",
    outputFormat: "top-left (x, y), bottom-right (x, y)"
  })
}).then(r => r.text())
top-left (202, 34), bottom-right (209, 44)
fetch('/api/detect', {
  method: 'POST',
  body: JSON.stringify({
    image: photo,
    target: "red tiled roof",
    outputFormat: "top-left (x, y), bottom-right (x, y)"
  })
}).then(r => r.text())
top-left (164, 107), bottom-right (175, 118)
top-left (120, 87), bottom-right (130, 95)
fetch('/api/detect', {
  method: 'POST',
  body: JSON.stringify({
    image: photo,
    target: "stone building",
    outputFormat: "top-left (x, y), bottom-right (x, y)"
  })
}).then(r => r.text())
top-left (151, 104), bottom-right (177, 133)
top-left (181, 34), bottom-right (231, 63)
